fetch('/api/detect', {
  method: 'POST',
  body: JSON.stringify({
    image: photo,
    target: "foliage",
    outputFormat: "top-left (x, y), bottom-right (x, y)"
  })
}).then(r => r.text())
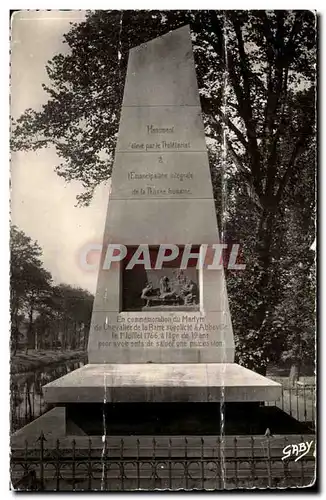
top-left (10, 225), bottom-right (52, 352)
top-left (10, 226), bottom-right (94, 353)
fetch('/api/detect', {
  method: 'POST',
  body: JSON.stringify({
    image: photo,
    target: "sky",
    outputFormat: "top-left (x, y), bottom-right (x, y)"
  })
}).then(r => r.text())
top-left (11, 10), bottom-right (109, 294)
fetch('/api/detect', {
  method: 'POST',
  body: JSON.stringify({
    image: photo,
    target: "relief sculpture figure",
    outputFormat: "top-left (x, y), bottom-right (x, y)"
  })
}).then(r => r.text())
top-left (141, 272), bottom-right (199, 308)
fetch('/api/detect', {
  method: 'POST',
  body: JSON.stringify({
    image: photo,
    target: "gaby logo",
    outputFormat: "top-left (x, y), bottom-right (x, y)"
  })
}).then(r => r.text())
top-left (282, 440), bottom-right (314, 462)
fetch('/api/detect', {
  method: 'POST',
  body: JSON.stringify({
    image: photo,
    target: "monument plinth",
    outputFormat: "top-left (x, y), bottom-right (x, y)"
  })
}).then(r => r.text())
top-left (43, 25), bottom-right (280, 406)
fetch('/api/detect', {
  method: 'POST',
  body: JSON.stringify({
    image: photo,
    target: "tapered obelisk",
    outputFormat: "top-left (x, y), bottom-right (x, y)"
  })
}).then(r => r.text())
top-left (88, 24), bottom-right (234, 364)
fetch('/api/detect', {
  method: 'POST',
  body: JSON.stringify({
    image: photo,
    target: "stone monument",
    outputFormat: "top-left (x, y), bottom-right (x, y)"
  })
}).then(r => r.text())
top-left (13, 26), bottom-right (280, 440)
top-left (43, 25), bottom-right (280, 405)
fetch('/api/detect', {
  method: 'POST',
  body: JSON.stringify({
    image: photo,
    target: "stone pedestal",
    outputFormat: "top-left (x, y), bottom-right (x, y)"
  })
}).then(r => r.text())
top-left (43, 363), bottom-right (281, 403)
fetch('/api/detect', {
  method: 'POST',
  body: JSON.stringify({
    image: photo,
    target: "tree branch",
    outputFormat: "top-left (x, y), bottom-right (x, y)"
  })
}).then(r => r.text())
top-left (205, 104), bottom-right (248, 151)
top-left (215, 111), bottom-right (248, 150)
top-left (229, 14), bottom-right (263, 195)
top-left (276, 135), bottom-right (307, 203)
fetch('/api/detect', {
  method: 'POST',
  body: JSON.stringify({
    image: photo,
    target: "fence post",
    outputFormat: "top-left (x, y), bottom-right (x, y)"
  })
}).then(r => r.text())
top-left (24, 439), bottom-right (28, 464)
top-left (24, 388), bottom-right (28, 421)
top-left (32, 390), bottom-right (35, 420)
top-left (55, 439), bottom-right (60, 491)
top-left (120, 438), bottom-right (125, 491)
top-left (87, 438), bottom-right (92, 490)
top-left (296, 384), bottom-right (300, 421)
top-left (282, 436), bottom-right (289, 486)
top-left (168, 438), bottom-right (172, 490)
top-left (71, 439), bottom-right (76, 491)
top-left (136, 438), bottom-right (140, 491)
top-left (103, 436), bottom-right (108, 491)
top-left (234, 437), bottom-right (238, 488)
top-left (106, 435), bottom-right (111, 491)
top-left (266, 435), bottom-right (272, 488)
top-left (153, 437), bottom-right (160, 488)
top-left (250, 436), bottom-right (255, 487)
top-left (201, 437), bottom-right (204, 490)
top-left (185, 437), bottom-right (188, 490)
top-left (37, 431), bottom-right (46, 490)
top-left (300, 435), bottom-right (305, 486)
top-left (217, 436), bottom-right (222, 489)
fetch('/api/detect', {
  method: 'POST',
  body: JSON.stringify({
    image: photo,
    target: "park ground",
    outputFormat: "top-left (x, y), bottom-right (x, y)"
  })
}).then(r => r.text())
top-left (11, 349), bottom-right (87, 374)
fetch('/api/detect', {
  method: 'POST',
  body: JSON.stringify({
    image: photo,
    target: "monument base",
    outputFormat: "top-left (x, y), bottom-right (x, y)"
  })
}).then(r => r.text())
top-left (43, 363), bottom-right (281, 404)
top-left (12, 403), bottom-right (312, 447)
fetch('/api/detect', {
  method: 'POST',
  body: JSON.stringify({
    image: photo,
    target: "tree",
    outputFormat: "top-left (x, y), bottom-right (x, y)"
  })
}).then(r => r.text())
top-left (10, 225), bottom-right (94, 353)
top-left (51, 284), bottom-right (93, 350)
top-left (24, 263), bottom-right (52, 350)
top-left (11, 11), bottom-right (316, 372)
top-left (268, 141), bottom-right (316, 384)
top-left (10, 225), bottom-right (52, 352)
top-left (226, 142), bottom-right (315, 375)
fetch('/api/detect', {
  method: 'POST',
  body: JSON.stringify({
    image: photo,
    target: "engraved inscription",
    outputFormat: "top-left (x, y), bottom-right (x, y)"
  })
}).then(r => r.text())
top-left (127, 168), bottom-right (194, 197)
top-left (126, 123), bottom-right (192, 150)
top-left (120, 125), bottom-right (199, 197)
top-left (95, 315), bottom-right (226, 349)
top-left (129, 141), bottom-right (191, 151)
top-left (128, 172), bottom-right (193, 181)
top-left (147, 125), bottom-right (174, 134)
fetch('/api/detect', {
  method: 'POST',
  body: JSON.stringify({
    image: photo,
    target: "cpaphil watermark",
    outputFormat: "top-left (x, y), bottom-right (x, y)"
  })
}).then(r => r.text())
top-left (77, 243), bottom-right (246, 272)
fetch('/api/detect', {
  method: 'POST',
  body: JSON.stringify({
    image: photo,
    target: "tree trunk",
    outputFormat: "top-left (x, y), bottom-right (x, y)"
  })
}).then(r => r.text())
top-left (12, 342), bottom-right (17, 356)
top-left (11, 328), bottom-right (18, 356)
top-left (11, 306), bottom-right (20, 355)
top-left (83, 325), bottom-right (88, 351)
top-left (78, 324), bottom-right (81, 350)
top-left (27, 300), bottom-right (35, 350)
top-left (35, 325), bottom-right (38, 350)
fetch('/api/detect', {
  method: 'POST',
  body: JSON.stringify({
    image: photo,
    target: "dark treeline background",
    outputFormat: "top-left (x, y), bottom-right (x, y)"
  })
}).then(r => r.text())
top-left (11, 10), bottom-right (316, 383)
top-left (10, 225), bottom-right (94, 355)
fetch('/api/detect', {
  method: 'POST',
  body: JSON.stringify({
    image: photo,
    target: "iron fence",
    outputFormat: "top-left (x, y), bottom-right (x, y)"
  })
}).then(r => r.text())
top-left (266, 385), bottom-right (316, 430)
top-left (11, 434), bottom-right (316, 491)
top-left (11, 390), bottom-right (49, 433)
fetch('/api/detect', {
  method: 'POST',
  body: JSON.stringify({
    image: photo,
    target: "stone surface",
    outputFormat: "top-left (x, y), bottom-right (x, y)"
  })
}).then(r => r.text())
top-left (122, 25), bottom-right (200, 107)
top-left (11, 407), bottom-right (66, 447)
top-left (43, 363), bottom-right (281, 404)
top-left (88, 24), bottom-right (234, 364)
top-left (103, 199), bottom-right (219, 245)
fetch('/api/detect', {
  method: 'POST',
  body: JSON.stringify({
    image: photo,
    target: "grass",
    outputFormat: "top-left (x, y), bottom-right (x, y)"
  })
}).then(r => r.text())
top-left (269, 375), bottom-right (316, 389)
top-left (11, 349), bottom-right (87, 374)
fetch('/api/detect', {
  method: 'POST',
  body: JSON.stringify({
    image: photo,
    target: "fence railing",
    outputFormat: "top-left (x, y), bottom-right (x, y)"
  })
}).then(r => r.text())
top-left (11, 434), bottom-right (316, 491)
top-left (11, 390), bottom-right (49, 433)
top-left (266, 385), bottom-right (316, 430)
